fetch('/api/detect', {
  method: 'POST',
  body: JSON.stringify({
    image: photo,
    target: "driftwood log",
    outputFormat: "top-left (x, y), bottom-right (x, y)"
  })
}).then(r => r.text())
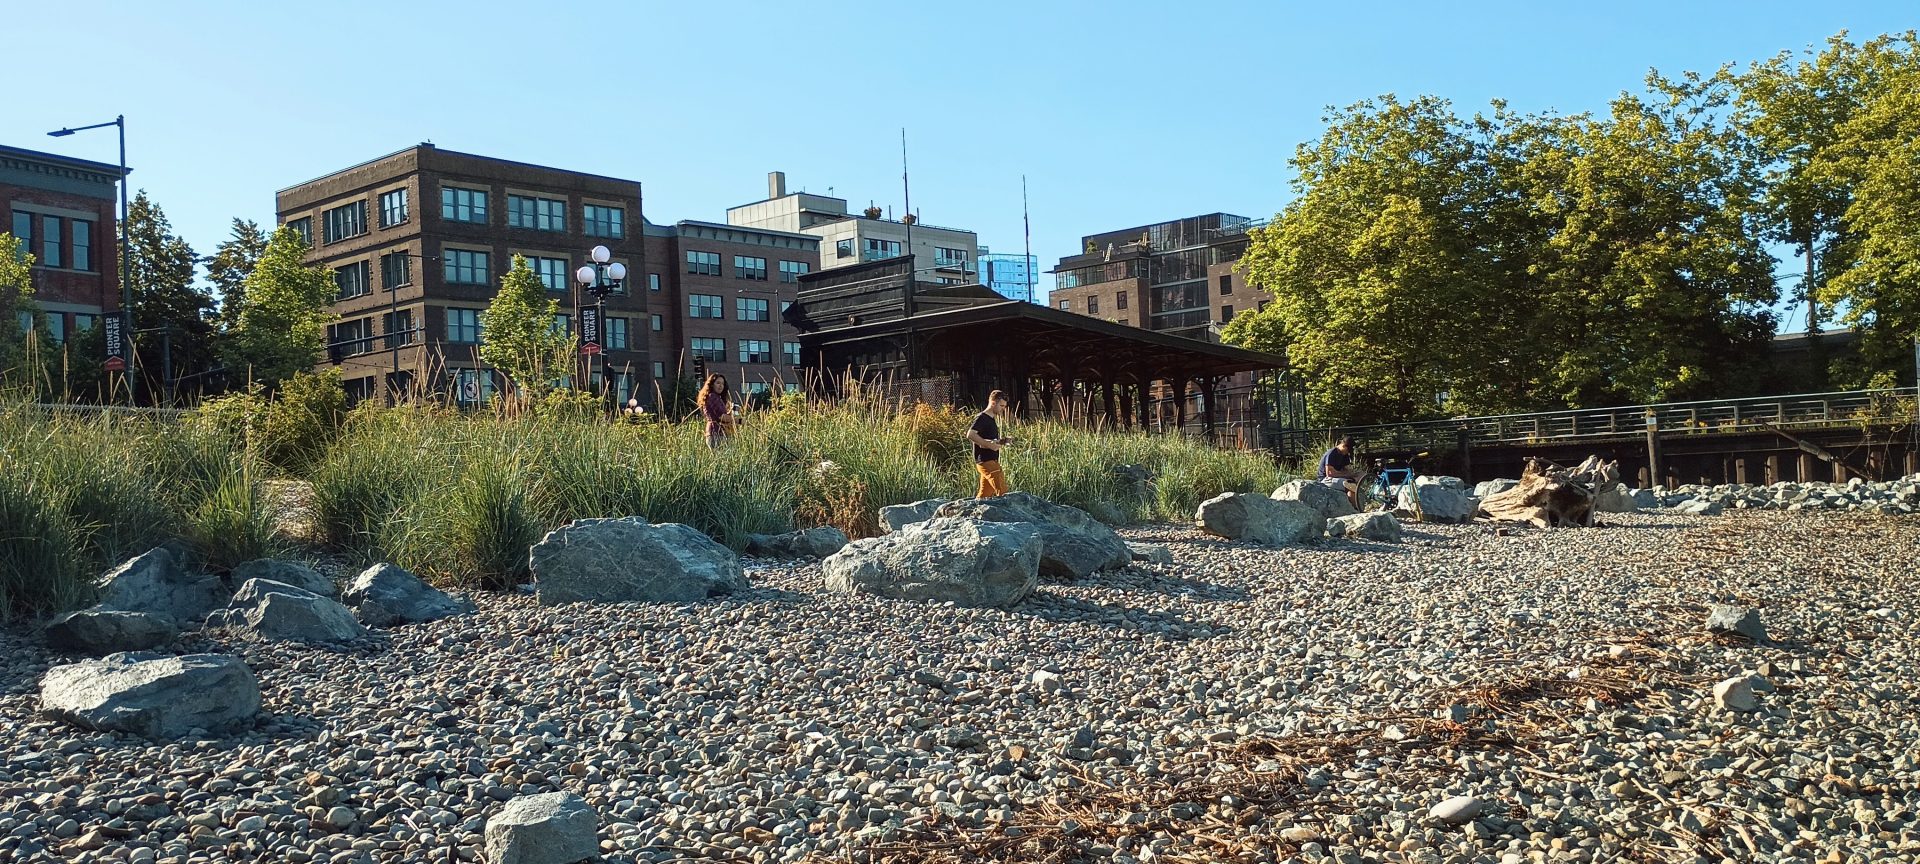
top-left (1478, 456), bottom-right (1621, 528)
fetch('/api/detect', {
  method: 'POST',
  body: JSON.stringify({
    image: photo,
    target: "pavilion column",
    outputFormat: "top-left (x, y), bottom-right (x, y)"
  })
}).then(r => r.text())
top-left (1172, 376), bottom-right (1188, 433)
top-left (1011, 348), bottom-right (1031, 419)
top-left (1135, 369), bottom-right (1155, 431)
top-left (1040, 377), bottom-right (1055, 418)
top-left (1060, 371), bottom-right (1076, 426)
top-left (1120, 382), bottom-right (1136, 431)
top-left (1201, 376), bottom-right (1219, 444)
top-left (1100, 375), bottom-right (1117, 431)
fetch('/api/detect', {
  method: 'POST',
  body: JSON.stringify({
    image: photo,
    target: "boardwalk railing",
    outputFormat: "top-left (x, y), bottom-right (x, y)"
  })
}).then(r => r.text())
top-left (1273, 387), bottom-right (1919, 455)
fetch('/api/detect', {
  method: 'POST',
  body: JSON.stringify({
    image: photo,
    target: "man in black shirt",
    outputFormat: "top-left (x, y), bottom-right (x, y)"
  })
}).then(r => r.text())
top-left (966, 390), bottom-right (1014, 499)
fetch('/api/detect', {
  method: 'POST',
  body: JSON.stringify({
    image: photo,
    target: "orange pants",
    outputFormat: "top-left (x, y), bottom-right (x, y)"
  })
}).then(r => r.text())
top-left (975, 460), bottom-right (1010, 499)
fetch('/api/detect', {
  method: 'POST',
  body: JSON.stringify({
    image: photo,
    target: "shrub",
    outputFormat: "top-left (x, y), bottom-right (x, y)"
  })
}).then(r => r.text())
top-left (894, 402), bottom-right (973, 470)
top-left (0, 472), bottom-right (86, 619)
top-left (190, 368), bottom-right (348, 473)
top-left (441, 452), bottom-right (539, 591)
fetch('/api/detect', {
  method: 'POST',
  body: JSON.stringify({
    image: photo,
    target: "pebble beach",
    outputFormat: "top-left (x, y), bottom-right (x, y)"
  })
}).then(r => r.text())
top-left (3, 510), bottom-right (1916, 864)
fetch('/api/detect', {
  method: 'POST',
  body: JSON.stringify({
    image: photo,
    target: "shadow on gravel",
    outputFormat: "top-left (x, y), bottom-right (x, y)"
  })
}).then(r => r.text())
top-left (1018, 592), bottom-right (1228, 640)
top-left (735, 587), bottom-right (811, 605)
top-left (1117, 570), bottom-right (1250, 602)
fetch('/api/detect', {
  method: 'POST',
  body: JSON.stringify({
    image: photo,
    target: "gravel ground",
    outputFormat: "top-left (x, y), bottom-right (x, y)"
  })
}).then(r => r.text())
top-left (2, 511), bottom-right (1916, 864)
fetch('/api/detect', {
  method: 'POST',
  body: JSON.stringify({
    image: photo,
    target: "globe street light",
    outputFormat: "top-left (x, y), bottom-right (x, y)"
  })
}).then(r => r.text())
top-left (575, 248), bottom-right (627, 403)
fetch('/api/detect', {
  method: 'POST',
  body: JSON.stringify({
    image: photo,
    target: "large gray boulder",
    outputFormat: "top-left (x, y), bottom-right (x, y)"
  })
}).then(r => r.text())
top-left (40, 652), bottom-right (259, 738)
top-left (44, 610), bottom-right (177, 655)
top-left (745, 526), bottom-right (850, 559)
top-left (230, 559), bottom-right (336, 598)
top-left (1628, 488), bottom-right (1659, 509)
top-left (343, 564), bottom-right (475, 627)
top-left (823, 517), bottom-right (1041, 608)
top-left (94, 548), bottom-right (227, 626)
top-left (1705, 605), bottom-right (1767, 641)
top-left (1327, 511), bottom-right (1404, 543)
top-left (530, 518), bottom-right (747, 605)
top-left (484, 792), bottom-right (599, 864)
top-left (1398, 481), bottom-right (1475, 524)
top-left (1472, 479), bottom-right (1519, 498)
top-left (1271, 479), bottom-right (1358, 519)
top-left (206, 579), bottom-right (367, 643)
top-left (1592, 482), bottom-right (1639, 514)
top-left (935, 492), bottom-right (1129, 578)
top-left (1196, 493), bottom-right (1324, 545)
top-left (1676, 498), bottom-right (1725, 516)
top-left (879, 498), bottom-right (951, 533)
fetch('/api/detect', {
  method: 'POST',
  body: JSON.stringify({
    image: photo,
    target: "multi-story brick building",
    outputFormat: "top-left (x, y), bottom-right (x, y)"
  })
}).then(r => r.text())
top-left (279, 145), bottom-right (818, 409)
top-left (3, 143), bottom-right (124, 349)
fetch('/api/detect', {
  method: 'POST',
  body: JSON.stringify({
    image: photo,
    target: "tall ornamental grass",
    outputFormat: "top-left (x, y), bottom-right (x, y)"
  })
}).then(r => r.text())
top-left (0, 402), bottom-right (278, 620)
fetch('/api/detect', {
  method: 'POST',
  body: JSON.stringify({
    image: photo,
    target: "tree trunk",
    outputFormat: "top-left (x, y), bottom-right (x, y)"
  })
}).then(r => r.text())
top-left (1478, 455), bottom-right (1619, 528)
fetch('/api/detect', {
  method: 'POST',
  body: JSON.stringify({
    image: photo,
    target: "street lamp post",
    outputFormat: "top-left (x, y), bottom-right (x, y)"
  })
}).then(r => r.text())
top-left (48, 115), bottom-right (131, 405)
top-left (573, 245), bottom-right (626, 406)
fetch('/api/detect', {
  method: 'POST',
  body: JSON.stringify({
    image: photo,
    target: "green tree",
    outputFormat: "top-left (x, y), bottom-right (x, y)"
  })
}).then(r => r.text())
top-left (1509, 72), bottom-right (1778, 407)
top-left (0, 233), bottom-right (43, 382)
top-left (208, 218), bottom-right (269, 331)
top-left (479, 255), bottom-right (573, 403)
top-left (220, 226), bottom-right (334, 389)
top-left (123, 191), bottom-right (215, 401)
top-left (1812, 51), bottom-right (1920, 384)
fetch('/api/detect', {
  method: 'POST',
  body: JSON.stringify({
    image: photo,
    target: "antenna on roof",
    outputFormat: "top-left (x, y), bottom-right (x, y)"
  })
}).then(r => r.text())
top-left (901, 128), bottom-right (913, 255)
top-left (1022, 175), bottom-right (1033, 304)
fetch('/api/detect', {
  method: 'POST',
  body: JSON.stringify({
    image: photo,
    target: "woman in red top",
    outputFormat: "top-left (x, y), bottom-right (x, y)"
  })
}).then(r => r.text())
top-left (696, 374), bottom-right (733, 449)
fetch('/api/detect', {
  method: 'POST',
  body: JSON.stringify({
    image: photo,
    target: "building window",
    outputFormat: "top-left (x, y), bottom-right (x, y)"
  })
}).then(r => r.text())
top-left (783, 341), bottom-right (800, 365)
top-left (379, 189), bottom-right (409, 228)
top-left (685, 251), bottom-right (721, 276)
top-left (835, 239), bottom-right (854, 259)
top-left (323, 201), bottom-right (367, 244)
top-left (1221, 305), bottom-right (1234, 323)
top-left (1116, 292), bottom-right (1128, 310)
top-left (74, 313), bottom-right (97, 333)
top-left (446, 308), bottom-right (480, 343)
top-left (443, 249), bottom-right (491, 285)
top-left (335, 261), bottom-right (371, 299)
top-left (442, 187), bottom-right (488, 223)
top-left (689, 294), bottom-right (723, 319)
top-left (691, 337), bottom-right (726, 362)
top-left (381, 251), bottom-right (412, 290)
top-left (863, 238), bottom-right (901, 261)
top-left (934, 246), bottom-right (967, 267)
top-left (39, 216), bottom-right (62, 268)
top-left (383, 309), bottom-right (415, 349)
top-left (1218, 274), bottom-right (1232, 295)
top-left (507, 195), bottom-right (566, 231)
top-left (648, 273), bottom-right (661, 291)
top-left (734, 255), bottom-right (768, 280)
top-left (287, 218), bottom-right (312, 245)
top-left (71, 219), bottom-right (92, 271)
top-left (1060, 299), bottom-right (1071, 311)
top-left (453, 368), bottom-right (495, 406)
top-left (736, 297), bottom-right (769, 322)
top-left (738, 339), bottom-right (771, 364)
top-left (583, 205), bottom-right (624, 239)
top-left (331, 317), bottom-right (374, 357)
top-left (652, 361), bottom-right (665, 379)
top-left (650, 314), bottom-right (662, 331)
top-left (606, 317), bottom-right (629, 350)
top-left (11, 212), bottom-right (32, 259)
top-left (778, 260), bottom-right (809, 283)
top-left (551, 313), bottom-right (571, 337)
top-left (530, 256), bottom-right (569, 292)
top-left (1088, 295), bottom-right (1100, 315)
top-left (41, 314), bottom-right (65, 344)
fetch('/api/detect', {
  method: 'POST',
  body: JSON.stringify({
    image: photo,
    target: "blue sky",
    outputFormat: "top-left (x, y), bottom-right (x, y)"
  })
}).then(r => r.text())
top-left (6, 1), bottom-right (1912, 327)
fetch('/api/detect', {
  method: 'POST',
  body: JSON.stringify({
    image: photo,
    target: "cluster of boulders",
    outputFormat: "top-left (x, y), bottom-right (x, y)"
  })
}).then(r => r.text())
top-left (1195, 479), bottom-right (1409, 545)
top-left (1636, 475), bottom-right (1920, 516)
top-left (38, 547), bottom-right (472, 740)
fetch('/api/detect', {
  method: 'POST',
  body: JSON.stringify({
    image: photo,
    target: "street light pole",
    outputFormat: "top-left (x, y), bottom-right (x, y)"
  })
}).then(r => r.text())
top-left (575, 246), bottom-right (626, 407)
top-left (48, 115), bottom-right (131, 405)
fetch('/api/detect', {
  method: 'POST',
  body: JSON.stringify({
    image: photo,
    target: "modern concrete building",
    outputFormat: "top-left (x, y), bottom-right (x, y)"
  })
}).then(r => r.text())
top-left (1047, 213), bottom-right (1274, 438)
top-left (278, 145), bottom-right (818, 409)
top-left (725, 172), bottom-right (977, 284)
top-left (976, 247), bottom-right (1037, 302)
top-left (3, 143), bottom-right (125, 350)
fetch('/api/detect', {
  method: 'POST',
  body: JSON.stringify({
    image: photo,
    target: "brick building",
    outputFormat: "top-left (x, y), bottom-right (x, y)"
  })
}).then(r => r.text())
top-left (278, 145), bottom-right (817, 409)
top-left (2, 143), bottom-right (124, 348)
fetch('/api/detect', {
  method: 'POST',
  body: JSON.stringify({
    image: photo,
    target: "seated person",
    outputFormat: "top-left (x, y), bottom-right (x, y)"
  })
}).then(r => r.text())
top-left (1318, 435), bottom-right (1360, 506)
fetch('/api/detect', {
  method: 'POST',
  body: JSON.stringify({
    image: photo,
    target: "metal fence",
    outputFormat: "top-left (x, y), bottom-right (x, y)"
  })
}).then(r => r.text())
top-left (1270, 387), bottom-right (1920, 455)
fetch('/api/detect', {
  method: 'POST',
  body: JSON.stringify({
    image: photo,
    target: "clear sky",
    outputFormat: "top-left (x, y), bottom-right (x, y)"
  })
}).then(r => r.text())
top-left (6, 1), bottom-right (1912, 324)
